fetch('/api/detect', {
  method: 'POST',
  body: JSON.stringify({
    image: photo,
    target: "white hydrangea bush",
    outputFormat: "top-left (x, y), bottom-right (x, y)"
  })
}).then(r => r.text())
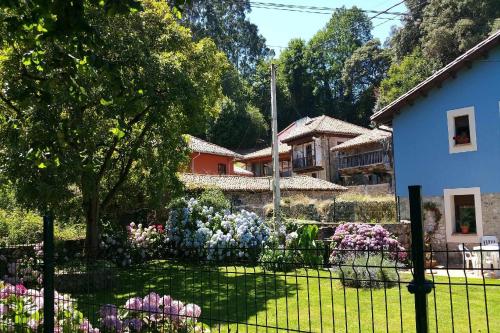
top-left (166, 198), bottom-right (270, 261)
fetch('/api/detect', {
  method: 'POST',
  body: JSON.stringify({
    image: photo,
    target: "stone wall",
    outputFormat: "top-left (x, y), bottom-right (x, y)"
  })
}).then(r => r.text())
top-left (346, 183), bottom-right (393, 196)
top-left (399, 193), bottom-right (500, 264)
top-left (225, 190), bottom-right (336, 217)
top-left (317, 221), bottom-right (411, 250)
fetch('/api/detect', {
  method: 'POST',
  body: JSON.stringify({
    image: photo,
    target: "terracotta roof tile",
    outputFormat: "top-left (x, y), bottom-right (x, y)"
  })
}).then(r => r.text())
top-left (180, 173), bottom-right (347, 192)
top-left (282, 115), bottom-right (370, 143)
top-left (331, 127), bottom-right (392, 151)
top-left (187, 135), bottom-right (242, 158)
top-left (241, 144), bottom-right (291, 160)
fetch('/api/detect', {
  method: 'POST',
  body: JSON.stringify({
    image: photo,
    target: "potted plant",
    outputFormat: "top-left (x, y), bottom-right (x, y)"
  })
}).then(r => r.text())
top-left (459, 207), bottom-right (475, 234)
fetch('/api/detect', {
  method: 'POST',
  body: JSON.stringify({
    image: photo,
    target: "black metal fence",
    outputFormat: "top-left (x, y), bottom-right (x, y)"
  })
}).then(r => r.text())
top-left (0, 187), bottom-right (498, 332)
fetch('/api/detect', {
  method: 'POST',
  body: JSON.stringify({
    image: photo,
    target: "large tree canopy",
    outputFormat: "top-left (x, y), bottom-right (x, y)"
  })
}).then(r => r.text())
top-left (378, 0), bottom-right (500, 108)
top-left (0, 0), bottom-right (228, 254)
top-left (183, 0), bottom-right (270, 76)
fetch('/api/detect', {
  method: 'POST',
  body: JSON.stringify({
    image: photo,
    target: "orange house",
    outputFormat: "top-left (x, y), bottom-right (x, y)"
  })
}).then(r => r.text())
top-left (187, 135), bottom-right (242, 175)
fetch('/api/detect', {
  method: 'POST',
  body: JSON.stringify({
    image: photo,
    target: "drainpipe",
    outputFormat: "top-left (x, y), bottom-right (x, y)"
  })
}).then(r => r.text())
top-left (191, 152), bottom-right (201, 173)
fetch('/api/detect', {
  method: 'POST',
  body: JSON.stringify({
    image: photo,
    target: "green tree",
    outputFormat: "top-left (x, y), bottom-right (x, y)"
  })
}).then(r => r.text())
top-left (278, 39), bottom-right (316, 125)
top-left (183, 0), bottom-right (270, 76)
top-left (420, 0), bottom-right (500, 64)
top-left (207, 68), bottom-right (268, 148)
top-left (342, 39), bottom-right (391, 125)
top-left (307, 7), bottom-right (372, 118)
top-left (0, 0), bottom-right (227, 255)
top-left (377, 49), bottom-right (439, 108)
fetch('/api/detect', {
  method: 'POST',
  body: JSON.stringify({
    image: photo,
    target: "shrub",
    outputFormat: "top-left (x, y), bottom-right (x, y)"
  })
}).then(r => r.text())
top-left (336, 254), bottom-right (399, 289)
top-left (166, 198), bottom-right (270, 261)
top-left (99, 293), bottom-right (205, 332)
top-left (197, 188), bottom-right (230, 212)
top-left (259, 224), bottom-right (324, 271)
top-left (0, 209), bottom-right (42, 245)
top-left (330, 223), bottom-right (407, 263)
top-left (0, 281), bottom-right (98, 332)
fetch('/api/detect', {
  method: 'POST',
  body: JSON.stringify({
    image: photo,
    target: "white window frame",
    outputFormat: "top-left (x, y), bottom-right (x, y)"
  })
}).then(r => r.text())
top-left (443, 187), bottom-right (483, 243)
top-left (447, 106), bottom-right (477, 154)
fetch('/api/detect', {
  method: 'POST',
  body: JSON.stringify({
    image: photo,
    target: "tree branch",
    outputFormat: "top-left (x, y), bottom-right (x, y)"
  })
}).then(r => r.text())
top-left (99, 120), bottom-right (153, 211)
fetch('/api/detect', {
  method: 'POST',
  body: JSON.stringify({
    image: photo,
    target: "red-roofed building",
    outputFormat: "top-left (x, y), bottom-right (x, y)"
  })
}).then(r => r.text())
top-left (186, 135), bottom-right (242, 175)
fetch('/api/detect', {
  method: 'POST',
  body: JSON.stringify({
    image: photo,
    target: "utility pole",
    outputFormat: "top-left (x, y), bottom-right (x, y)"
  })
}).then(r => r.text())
top-left (270, 63), bottom-right (281, 228)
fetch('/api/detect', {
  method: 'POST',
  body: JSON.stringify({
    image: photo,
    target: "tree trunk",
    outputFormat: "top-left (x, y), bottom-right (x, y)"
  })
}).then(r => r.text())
top-left (82, 178), bottom-right (100, 259)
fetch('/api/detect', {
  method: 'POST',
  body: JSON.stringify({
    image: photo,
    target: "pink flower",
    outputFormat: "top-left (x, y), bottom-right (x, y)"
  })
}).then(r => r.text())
top-left (179, 303), bottom-right (201, 320)
top-left (124, 297), bottom-right (142, 311)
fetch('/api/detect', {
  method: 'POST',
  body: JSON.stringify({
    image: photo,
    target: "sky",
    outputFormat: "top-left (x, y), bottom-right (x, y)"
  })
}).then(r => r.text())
top-left (247, 0), bottom-right (408, 55)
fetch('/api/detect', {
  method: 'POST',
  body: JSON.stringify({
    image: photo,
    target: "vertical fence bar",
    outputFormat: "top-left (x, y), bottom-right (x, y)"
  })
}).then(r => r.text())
top-left (408, 185), bottom-right (432, 333)
top-left (43, 214), bottom-right (55, 332)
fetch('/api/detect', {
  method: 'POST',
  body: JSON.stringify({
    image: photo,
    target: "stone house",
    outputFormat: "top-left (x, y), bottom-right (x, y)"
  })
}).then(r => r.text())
top-left (241, 116), bottom-right (370, 182)
top-left (371, 30), bottom-right (500, 248)
top-left (330, 126), bottom-right (394, 191)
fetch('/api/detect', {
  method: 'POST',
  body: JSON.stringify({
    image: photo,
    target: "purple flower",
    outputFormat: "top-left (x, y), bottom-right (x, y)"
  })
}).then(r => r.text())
top-left (102, 315), bottom-right (122, 331)
top-left (100, 304), bottom-right (118, 318)
top-left (125, 297), bottom-right (142, 311)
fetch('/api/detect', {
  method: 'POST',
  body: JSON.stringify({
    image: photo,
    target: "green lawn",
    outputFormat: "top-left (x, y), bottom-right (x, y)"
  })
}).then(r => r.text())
top-left (73, 261), bottom-right (499, 333)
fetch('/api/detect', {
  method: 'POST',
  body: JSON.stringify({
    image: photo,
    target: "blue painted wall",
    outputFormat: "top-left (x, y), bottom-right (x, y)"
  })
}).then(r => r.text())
top-left (393, 47), bottom-right (500, 197)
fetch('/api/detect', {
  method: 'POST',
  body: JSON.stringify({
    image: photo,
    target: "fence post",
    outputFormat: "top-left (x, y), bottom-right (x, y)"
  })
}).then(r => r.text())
top-left (43, 214), bottom-right (54, 332)
top-left (407, 185), bottom-right (433, 333)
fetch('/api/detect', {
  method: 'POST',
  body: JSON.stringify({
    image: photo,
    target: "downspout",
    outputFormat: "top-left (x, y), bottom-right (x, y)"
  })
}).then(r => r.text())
top-left (191, 152), bottom-right (201, 173)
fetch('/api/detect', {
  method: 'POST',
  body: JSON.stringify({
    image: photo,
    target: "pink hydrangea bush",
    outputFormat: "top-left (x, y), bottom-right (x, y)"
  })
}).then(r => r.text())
top-left (330, 223), bottom-right (407, 263)
top-left (0, 281), bottom-right (99, 332)
top-left (100, 292), bottom-right (205, 332)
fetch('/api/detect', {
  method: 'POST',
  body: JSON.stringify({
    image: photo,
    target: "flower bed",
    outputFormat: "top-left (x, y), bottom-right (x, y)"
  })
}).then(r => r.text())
top-left (166, 198), bottom-right (270, 261)
top-left (329, 223), bottom-right (407, 263)
top-left (0, 281), bottom-right (99, 332)
top-left (100, 293), bottom-right (205, 332)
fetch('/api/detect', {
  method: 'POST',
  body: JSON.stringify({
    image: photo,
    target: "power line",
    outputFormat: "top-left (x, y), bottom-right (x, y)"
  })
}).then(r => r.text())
top-left (249, 1), bottom-right (407, 18)
top-left (369, 0), bottom-right (406, 20)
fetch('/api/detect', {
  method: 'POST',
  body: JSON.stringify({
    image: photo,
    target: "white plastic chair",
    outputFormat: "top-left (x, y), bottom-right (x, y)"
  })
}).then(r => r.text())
top-left (480, 236), bottom-right (498, 246)
top-left (458, 244), bottom-right (478, 270)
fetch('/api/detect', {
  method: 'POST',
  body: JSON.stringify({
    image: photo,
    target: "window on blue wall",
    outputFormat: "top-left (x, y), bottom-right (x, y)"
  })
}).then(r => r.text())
top-left (453, 194), bottom-right (476, 234)
top-left (453, 115), bottom-right (470, 145)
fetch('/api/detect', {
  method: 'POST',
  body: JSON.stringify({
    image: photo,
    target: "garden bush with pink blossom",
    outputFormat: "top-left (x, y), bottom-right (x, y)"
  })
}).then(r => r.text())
top-left (0, 281), bottom-right (99, 332)
top-left (100, 292), bottom-right (206, 332)
top-left (329, 223), bottom-right (407, 264)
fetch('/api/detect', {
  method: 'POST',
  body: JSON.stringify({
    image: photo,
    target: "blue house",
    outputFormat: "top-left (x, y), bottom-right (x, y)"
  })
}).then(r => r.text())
top-left (372, 31), bottom-right (500, 246)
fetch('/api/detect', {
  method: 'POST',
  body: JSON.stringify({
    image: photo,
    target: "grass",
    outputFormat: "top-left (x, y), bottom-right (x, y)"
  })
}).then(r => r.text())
top-left (73, 261), bottom-right (499, 333)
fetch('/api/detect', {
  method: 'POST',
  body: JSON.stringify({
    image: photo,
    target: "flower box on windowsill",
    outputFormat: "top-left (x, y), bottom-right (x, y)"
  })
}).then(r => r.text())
top-left (453, 136), bottom-right (470, 145)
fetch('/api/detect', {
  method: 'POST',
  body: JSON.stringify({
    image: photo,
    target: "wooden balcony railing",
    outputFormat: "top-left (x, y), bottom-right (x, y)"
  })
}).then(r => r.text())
top-left (336, 150), bottom-right (389, 170)
top-left (292, 155), bottom-right (317, 170)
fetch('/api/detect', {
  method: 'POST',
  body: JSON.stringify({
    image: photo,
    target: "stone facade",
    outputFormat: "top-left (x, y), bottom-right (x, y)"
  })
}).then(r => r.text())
top-left (346, 183), bottom-right (393, 196)
top-left (399, 193), bottom-right (500, 263)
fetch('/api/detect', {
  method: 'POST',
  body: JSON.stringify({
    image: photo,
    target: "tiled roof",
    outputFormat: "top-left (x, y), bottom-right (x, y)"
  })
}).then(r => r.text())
top-left (331, 127), bottom-right (392, 151)
top-left (282, 115), bottom-right (370, 143)
top-left (187, 135), bottom-right (242, 158)
top-left (180, 173), bottom-right (347, 192)
top-left (234, 166), bottom-right (253, 176)
top-left (241, 143), bottom-right (291, 160)
top-left (371, 30), bottom-right (500, 124)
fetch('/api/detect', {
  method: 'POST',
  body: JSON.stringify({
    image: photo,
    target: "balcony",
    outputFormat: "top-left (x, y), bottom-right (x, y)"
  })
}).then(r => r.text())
top-left (336, 150), bottom-right (389, 170)
top-left (292, 155), bottom-right (320, 171)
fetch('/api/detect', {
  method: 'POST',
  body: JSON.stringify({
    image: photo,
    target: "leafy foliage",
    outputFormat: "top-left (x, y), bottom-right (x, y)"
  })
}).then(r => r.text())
top-left (197, 188), bottom-right (230, 212)
top-left (0, 0), bottom-right (228, 253)
top-left (336, 254), bottom-right (399, 289)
